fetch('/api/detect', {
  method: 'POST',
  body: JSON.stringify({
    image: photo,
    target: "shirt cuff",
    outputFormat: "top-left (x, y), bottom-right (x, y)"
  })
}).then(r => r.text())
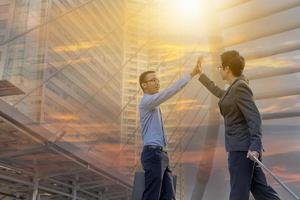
top-left (198, 73), bottom-right (207, 83)
top-left (185, 74), bottom-right (193, 81)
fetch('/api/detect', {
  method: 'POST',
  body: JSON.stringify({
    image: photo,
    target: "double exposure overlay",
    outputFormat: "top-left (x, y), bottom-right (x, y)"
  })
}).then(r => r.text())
top-left (0, 0), bottom-right (299, 199)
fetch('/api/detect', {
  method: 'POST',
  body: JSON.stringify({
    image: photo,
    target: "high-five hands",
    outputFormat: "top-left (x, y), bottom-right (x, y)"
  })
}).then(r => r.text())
top-left (190, 56), bottom-right (203, 77)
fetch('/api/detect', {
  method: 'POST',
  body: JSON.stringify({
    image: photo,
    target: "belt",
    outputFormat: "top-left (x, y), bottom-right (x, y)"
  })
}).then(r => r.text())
top-left (143, 145), bottom-right (167, 152)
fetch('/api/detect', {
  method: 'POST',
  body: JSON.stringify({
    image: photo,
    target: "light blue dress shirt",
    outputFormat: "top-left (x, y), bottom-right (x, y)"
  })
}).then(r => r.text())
top-left (139, 74), bottom-right (192, 147)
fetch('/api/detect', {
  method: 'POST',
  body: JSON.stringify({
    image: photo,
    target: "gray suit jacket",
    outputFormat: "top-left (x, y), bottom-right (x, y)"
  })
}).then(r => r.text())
top-left (199, 74), bottom-right (262, 152)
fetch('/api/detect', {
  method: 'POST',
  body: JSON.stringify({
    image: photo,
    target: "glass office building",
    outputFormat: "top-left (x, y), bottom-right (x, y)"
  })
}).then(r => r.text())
top-left (0, 0), bottom-right (299, 199)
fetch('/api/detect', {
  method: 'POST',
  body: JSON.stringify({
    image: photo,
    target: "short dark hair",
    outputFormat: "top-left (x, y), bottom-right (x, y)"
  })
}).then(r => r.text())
top-left (221, 50), bottom-right (245, 77)
top-left (139, 70), bottom-right (155, 90)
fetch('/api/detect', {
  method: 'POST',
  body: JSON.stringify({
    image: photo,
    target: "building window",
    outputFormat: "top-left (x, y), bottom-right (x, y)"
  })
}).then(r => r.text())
top-left (0, 4), bottom-right (9, 14)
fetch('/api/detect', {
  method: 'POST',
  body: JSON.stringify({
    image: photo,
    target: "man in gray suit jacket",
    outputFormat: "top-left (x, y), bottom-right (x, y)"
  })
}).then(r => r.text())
top-left (197, 50), bottom-right (280, 200)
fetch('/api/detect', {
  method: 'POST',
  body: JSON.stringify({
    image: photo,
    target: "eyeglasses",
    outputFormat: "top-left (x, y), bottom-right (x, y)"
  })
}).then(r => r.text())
top-left (217, 64), bottom-right (226, 70)
top-left (143, 78), bottom-right (159, 84)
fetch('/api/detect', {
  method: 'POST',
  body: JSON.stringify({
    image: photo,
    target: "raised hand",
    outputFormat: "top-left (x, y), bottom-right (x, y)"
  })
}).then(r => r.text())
top-left (190, 56), bottom-right (203, 77)
top-left (197, 56), bottom-right (203, 75)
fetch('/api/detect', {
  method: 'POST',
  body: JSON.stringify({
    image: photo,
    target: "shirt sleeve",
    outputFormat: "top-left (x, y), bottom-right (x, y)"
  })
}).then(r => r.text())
top-left (140, 74), bottom-right (192, 110)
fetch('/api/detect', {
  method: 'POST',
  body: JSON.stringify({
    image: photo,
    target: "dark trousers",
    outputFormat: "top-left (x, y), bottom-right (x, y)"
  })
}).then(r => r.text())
top-left (228, 151), bottom-right (281, 200)
top-left (141, 148), bottom-right (176, 200)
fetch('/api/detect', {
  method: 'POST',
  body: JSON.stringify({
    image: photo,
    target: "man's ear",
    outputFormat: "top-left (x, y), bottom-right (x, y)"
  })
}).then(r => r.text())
top-left (141, 83), bottom-right (147, 89)
top-left (225, 66), bottom-right (230, 72)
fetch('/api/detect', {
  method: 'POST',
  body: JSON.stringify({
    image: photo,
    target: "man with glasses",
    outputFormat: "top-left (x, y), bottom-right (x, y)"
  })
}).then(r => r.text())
top-left (197, 50), bottom-right (280, 200)
top-left (139, 62), bottom-right (201, 200)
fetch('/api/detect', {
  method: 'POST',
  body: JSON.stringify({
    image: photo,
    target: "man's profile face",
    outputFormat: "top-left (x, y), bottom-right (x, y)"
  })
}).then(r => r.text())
top-left (218, 65), bottom-right (229, 81)
top-left (143, 73), bottom-right (160, 94)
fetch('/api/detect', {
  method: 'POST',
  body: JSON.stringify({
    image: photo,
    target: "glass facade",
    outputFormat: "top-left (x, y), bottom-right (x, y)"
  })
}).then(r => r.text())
top-left (0, 0), bottom-right (299, 199)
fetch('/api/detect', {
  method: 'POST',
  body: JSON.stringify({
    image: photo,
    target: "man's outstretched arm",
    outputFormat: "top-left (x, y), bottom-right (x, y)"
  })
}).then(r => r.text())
top-left (141, 63), bottom-right (201, 110)
top-left (196, 57), bottom-right (225, 98)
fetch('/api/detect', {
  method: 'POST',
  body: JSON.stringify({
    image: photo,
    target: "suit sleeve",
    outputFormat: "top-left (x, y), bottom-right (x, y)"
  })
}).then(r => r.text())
top-left (198, 73), bottom-right (226, 98)
top-left (235, 83), bottom-right (262, 152)
top-left (140, 74), bottom-right (192, 110)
